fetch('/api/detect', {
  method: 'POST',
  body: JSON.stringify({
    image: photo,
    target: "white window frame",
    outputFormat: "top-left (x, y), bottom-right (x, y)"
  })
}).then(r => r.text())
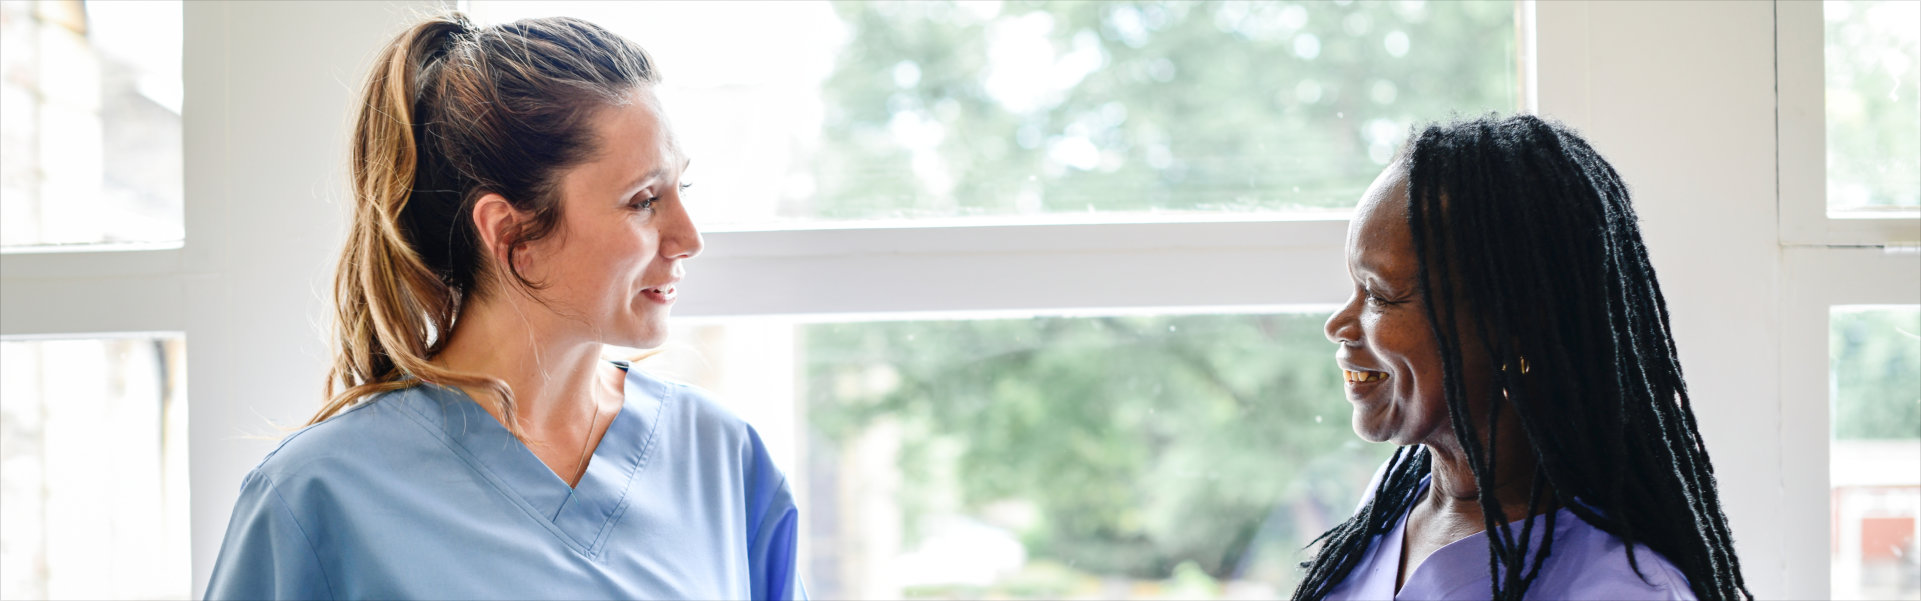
top-left (3, 2), bottom-right (1915, 598)
top-left (1773, 1), bottom-right (1921, 598)
top-left (1778, 247), bottom-right (1921, 598)
top-left (1775, 0), bottom-right (1921, 246)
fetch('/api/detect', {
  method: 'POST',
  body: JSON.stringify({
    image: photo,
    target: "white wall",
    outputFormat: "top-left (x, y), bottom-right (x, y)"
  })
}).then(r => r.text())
top-left (177, 2), bottom-right (432, 592)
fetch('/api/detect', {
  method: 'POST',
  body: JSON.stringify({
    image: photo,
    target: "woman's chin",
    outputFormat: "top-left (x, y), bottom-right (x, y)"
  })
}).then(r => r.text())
top-left (628, 333), bottom-right (668, 350)
top-left (1350, 415), bottom-right (1393, 444)
top-left (606, 321), bottom-right (669, 350)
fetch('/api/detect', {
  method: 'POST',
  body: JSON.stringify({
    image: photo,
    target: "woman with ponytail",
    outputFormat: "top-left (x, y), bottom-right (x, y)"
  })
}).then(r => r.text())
top-left (205, 13), bottom-right (801, 600)
top-left (1299, 115), bottom-right (1749, 600)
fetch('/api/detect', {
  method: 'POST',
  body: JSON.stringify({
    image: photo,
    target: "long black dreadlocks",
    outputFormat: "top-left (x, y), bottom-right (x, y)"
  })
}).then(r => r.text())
top-left (1292, 115), bottom-right (1751, 600)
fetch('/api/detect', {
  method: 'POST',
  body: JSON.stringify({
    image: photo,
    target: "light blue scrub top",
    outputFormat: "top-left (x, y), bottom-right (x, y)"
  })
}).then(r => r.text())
top-left (205, 365), bottom-right (803, 600)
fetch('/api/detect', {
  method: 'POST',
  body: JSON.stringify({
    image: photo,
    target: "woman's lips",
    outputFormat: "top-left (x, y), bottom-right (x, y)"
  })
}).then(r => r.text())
top-left (1342, 369), bottom-right (1390, 399)
top-left (1343, 369), bottom-right (1388, 383)
top-left (641, 285), bottom-right (677, 304)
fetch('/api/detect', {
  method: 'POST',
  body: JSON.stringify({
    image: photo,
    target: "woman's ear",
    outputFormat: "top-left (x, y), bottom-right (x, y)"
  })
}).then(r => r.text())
top-left (470, 192), bottom-right (523, 267)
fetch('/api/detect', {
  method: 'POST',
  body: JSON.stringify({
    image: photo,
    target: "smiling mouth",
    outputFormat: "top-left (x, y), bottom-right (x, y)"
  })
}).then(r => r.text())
top-left (641, 285), bottom-right (678, 303)
top-left (1343, 370), bottom-right (1389, 383)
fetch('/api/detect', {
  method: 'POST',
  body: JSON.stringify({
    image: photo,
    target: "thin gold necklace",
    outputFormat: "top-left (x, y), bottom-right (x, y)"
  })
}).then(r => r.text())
top-left (569, 398), bottom-right (602, 486)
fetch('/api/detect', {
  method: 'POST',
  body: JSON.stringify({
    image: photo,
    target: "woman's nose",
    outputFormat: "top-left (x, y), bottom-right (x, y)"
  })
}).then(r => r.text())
top-left (1325, 293), bottom-right (1361, 345)
top-left (660, 201), bottom-right (703, 260)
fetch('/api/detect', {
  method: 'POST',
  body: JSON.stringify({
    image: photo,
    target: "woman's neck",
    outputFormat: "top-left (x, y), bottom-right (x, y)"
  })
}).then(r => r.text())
top-left (1396, 434), bottom-right (1552, 592)
top-left (1423, 419), bottom-right (1549, 523)
top-left (431, 293), bottom-right (617, 437)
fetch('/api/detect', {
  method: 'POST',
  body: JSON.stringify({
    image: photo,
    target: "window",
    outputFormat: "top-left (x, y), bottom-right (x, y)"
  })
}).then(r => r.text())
top-left (1829, 306), bottom-right (1921, 601)
top-left (0, 0), bottom-right (184, 249)
top-left (1823, 1), bottom-right (1919, 216)
top-left (0, 1), bottom-right (192, 597)
top-left (467, 0), bottom-right (1518, 227)
top-left (1780, 246), bottom-right (1920, 599)
top-left (644, 312), bottom-right (1389, 599)
top-left (0, 336), bottom-right (190, 600)
top-left (1779, 0), bottom-right (1920, 245)
top-left (1776, 2), bottom-right (1921, 597)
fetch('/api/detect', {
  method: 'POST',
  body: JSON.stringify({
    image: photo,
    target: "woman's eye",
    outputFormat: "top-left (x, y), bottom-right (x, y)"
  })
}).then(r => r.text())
top-left (632, 195), bottom-right (658, 211)
top-left (678, 181), bottom-right (693, 192)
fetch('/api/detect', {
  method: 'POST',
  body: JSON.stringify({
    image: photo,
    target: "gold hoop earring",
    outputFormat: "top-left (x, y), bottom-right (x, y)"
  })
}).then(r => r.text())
top-left (1501, 355), bottom-right (1531, 374)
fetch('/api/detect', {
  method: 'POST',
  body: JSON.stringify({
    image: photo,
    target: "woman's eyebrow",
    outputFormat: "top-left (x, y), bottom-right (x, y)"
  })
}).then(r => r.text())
top-left (621, 166), bottom-right (669, 194)
top-left (1351, 253), bottom-right (1390, 277)
top-left (623, 157), bottom-right (692, 192)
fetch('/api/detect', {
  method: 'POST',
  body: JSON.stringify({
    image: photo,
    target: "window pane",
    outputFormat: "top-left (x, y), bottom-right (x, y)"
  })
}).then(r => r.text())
top-left (641, 312), bottom-right (1391, 599)
top-left (468, 1), bottom-right (1518, 228)
top-left (1829, 306), bottom-right (1921, 601)
top-left (1824, 1), bottom-right (1921, 215)
top-left (0, 336), bottom-right (190, 600)
top-left (0, 0), bottom-right (184, 249)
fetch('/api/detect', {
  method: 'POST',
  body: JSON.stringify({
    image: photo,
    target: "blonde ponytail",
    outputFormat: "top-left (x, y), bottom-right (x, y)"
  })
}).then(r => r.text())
top-left (316, 16), bottom-right (512, 433)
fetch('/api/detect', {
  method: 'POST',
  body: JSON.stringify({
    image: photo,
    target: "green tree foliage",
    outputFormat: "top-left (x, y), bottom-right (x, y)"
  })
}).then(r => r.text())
top-left (1832, 307), bottom-right (1921, 440)
top-left (803, 314), bottom-right (1394, 582)
top-left (804, 0), bottom-right (1516, 220)
top-left (1824, 0), bottom-right (1921, 211)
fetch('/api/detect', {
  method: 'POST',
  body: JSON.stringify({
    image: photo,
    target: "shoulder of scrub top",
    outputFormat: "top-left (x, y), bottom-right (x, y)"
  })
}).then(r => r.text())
top-left (623, 366), bottom-right (783, 472)
top-left (1539, 514), bottom-right (1698, 601)
top-left (242, 385), bottom-right (448, 485)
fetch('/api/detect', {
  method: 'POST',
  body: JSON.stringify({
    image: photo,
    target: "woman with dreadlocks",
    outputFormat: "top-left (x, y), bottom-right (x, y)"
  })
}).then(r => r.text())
top-left (1302, 115), bottom-right (1750, 600)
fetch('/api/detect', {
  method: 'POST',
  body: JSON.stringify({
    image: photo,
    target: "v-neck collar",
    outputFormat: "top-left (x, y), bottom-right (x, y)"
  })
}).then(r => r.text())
top-left (394, 362), bottom-right (668, 556)
top-left (1379, 475), bottom-right (1580, 599)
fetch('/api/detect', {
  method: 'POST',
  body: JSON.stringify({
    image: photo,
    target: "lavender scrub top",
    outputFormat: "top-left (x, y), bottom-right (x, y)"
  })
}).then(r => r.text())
top-left (1323, 470), bottom-right (1695, 600)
